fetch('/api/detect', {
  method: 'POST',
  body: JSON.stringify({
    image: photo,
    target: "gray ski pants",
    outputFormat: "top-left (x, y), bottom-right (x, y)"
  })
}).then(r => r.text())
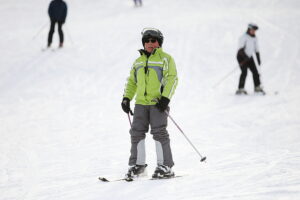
top-left (128, 104), bottom-right (174, 167)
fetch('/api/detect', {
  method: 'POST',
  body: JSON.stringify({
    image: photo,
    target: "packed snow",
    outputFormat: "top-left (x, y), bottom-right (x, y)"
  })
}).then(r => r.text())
top-left (1, 0), bottom-right (300, 199)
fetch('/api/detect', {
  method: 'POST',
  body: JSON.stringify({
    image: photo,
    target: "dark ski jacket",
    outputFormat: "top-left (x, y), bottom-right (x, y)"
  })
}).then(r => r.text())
top-left (48, 0), bottom-right (67, 23)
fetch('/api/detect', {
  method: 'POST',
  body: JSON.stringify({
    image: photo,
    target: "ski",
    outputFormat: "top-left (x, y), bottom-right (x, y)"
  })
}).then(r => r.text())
top-left (98, 177), bottom-right (129, 182)
top-left (234, 91), bottom-right (279, 96)
top-left (150, 175), bottom-right (184, 180)
top-left (98, 175), bottom-right (184, 182)
top-left (41, 47), bottom-right (52, 52)
top-left (41, 47), bottom-right (62, 52)
top-left (253, 91), bottom-right (279, 96)
top-left (98, 176), bottom-right (147, 182)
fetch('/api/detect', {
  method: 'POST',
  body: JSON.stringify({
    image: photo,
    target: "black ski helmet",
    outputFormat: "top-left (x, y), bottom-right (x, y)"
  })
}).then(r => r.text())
top-left (248, 23), bottom-right (259, 30)
top-left (141, 28), bottom-right (164, 47)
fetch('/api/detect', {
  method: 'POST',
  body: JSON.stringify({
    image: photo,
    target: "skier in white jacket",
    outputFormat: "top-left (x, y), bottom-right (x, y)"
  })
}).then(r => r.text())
top-left (236, 23), bottom-right (265, 95)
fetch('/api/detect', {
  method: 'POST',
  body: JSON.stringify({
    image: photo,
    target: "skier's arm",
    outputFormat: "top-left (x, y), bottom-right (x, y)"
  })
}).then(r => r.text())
top-left (162, 57), bottom-right (178, 100)
top-left (256, 52), bottom-right (261, 65)
top-left (123, 65), bottom-right (137, 100)
top-left (238, 35), bottom-right (247, 51)
top-left (48, 2), bottom-right (53, 18)
top-left (62, 3), bottom-right (67, 23)
top-left (237, 35), bottom-right (249, 66)
top-left (255, 38), bottom-right (261, 65)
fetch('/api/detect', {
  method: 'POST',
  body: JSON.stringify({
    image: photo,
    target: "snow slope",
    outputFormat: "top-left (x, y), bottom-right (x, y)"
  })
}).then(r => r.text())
top-left (0, 0), bottom-right (300, 199)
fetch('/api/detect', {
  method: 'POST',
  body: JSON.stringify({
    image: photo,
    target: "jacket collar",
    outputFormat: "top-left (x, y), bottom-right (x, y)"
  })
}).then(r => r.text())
top-left (246, 29), bottom-right (256, 38)
top-left (138, 48), bottom-right (162, 57)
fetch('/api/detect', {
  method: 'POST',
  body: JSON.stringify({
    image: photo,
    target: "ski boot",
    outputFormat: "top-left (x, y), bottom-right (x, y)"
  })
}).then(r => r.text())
top-left (235, 88), bottom-right (248, 95)
top-left (152, 164), bottom-right (175, 179)
top-left (254, 86), bottom-right (266, 95)
top-left (125, 164), bottom-right (147, 181)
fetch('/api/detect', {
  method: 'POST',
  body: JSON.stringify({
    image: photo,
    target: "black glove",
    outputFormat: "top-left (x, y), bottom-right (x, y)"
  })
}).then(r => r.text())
top-left (121, 97), bottom-right (133, 115)
top-left (256, 52), bottom-right (261, 65)
top-left (156, 96), bottom-right (170, 112)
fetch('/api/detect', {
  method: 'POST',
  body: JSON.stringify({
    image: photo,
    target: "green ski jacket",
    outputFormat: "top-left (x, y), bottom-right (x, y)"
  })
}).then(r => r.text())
top-left (123, 48), bottom-right (178, 105)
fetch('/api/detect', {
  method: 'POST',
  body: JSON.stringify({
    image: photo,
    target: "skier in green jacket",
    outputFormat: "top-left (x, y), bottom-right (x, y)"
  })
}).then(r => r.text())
top-left (121, 28), bottom-right (178, 180)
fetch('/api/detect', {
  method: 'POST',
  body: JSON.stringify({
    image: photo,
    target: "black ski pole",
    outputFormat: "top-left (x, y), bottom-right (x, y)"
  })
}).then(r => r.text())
top-left (127, 109), bottom-right (133, 127)
top-left (127, 113), bottom-right (132, 126)
top-left (165, 110), bottom-right (207, 162)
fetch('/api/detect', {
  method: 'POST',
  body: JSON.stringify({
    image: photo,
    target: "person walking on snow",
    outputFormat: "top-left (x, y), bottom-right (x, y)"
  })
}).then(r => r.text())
top-left (47, 0), bottom-right (67, 48)
top-left (236, 23), bottom-right (265, 95)
top-left (121, 28), bottom-right (178, 179)
top-left (133, 0), bottom-right (143, 7)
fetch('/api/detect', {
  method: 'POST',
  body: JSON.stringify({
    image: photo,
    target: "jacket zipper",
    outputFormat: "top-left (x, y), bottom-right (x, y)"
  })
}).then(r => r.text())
top-left (144, 59), bottom-right (149, 96)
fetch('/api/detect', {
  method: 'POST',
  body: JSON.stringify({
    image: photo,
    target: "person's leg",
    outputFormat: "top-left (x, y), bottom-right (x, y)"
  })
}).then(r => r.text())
top-left (238, 62), bottom-right (249, 89)
top-left (128, 104), bottom-right (149, 166)
top-left (150, 106), bottom-right (174, 167)
top-left (57, 22), bottom-right (64, 47)
top-left (248, 58), bottom-right (261, 87)
top-left (47, 21), bottom-right (56, 47)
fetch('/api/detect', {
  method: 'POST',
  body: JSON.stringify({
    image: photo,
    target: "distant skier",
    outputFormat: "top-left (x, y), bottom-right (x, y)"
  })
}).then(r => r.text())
top-left (133, 0), bottom-right (142, 7)
top-left (121, 28), bottom-right (178, 180)
top-left (47, 0), bottom-right (67, 48)
top-left (236, 23), bottom-right (265, 95)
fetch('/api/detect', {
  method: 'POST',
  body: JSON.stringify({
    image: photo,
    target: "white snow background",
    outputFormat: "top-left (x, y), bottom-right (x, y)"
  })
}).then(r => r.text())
top-left (0, 0), bottom-right (300, 199)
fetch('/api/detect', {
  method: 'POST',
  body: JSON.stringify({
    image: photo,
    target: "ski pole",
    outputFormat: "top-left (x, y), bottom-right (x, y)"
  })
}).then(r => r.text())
top-left (32, 21), bottom-right (49, 40)
top-left (212, 66), bottom-right (239, 88)
top-left (252, 53), bottom-right (264, 88)
top-left (65, 24), bottom-right (74, 45)
top-left (165, 110), bottom-right (207, 162)
top-left (127, 113), bottom-right (132, 126)
top-left (127, 109), bottom-right (133, 127)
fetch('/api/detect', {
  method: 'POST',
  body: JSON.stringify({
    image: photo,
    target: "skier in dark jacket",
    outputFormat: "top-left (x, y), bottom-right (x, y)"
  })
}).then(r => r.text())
top-left (133, 0), bottom-right (142, 7)
top-left (47, 0), bottom-right (67, 48)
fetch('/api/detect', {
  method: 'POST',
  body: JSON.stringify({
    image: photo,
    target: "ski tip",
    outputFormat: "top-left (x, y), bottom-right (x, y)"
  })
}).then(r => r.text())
top-left (98, 177), bottom-right (109, 182)
top-left (200, 157), bottom-right (207, 162)
top-left (125, 178), bottom-right (134, 182)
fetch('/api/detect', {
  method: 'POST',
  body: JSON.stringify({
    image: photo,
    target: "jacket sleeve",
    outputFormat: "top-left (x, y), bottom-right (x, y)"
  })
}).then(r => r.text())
top-left (62, 2), bottom-right (67, 22)
top-left (238, 35), bottom-right (246, 50)
top-left (254, 38), bottom-right (261, 65)
top-left (236, 35), bottom-right (249, 65)
top-left (162, 56), bottom-right (178, 100)
top-left (256, 52), bottom-right (261, 65)
top-left (255, 38), bottom-right (259, 53)
top-left (123, 65), bottom-right (137, 100)
top-left (48, 2), bottom-right (53, 19)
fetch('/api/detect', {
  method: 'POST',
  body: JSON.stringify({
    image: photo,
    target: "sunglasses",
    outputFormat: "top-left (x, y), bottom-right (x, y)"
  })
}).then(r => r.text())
top-left (144, 38), bottom-right (157, 43)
